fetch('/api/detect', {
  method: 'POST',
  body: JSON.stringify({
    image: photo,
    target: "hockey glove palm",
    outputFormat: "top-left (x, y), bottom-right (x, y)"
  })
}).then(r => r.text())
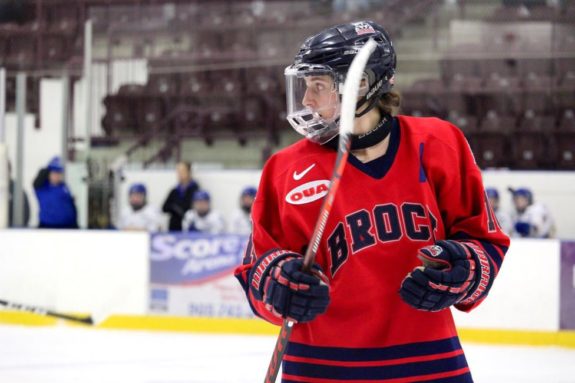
top-left (399, 240), bottom-right (482, 312)
top-left (249, 250), bottom-right (330, 323)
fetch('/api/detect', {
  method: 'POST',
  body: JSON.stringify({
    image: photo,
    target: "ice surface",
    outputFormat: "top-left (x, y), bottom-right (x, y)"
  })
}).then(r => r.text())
top-left (0, 325), bottom-right (574, 383)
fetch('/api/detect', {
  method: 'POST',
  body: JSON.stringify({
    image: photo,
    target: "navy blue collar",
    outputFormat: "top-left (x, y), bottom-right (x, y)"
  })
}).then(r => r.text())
top-left (348, 117), bottom-right (400, 179)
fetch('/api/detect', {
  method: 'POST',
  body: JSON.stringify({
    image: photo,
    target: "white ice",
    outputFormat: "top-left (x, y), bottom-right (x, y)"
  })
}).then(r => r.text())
top-left (0, 324), bottom-right (574, 383)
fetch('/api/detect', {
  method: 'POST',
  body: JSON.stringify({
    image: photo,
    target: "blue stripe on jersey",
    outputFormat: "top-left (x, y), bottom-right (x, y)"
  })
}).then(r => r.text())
top-left (451, 231), bottom-right (506, 269)
top-left (282, 373), bottom-right (474, 383)
top-left (286, 336), bottom-right (462, 362)
top-left (419, 142), bottom-right (427, 182)
top-left (283, 354), bottom-right (469, 381)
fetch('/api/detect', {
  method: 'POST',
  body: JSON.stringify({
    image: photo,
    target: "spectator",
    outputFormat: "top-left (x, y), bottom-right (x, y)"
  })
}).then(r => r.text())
top-left (485, 187), bottom-right (513, 235)
top-left (509, 187), bottom-right (556, 238)
top-left (229, 186), bottom-right (257, 234)
top-left (182, 190), bottom-right (225, 234)
top-left (7, 161), bottom-right (30, 227)
top-left (117, 183), bottom-right (163, 232)
top-left (162, 161), bottom-right (200, 231)
top-left (33, 156), bottom-right (78, 229)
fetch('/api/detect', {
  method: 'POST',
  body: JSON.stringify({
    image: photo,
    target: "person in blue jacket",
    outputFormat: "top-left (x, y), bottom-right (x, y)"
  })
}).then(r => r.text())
top-left (33, 156), bottom-right (78, 229)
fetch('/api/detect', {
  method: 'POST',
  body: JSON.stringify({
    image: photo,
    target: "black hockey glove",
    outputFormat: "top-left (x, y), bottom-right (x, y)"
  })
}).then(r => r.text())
top-left (249, 249), bottom-right (330, 323)
top-left (399, 240), bottom-right (492, 312)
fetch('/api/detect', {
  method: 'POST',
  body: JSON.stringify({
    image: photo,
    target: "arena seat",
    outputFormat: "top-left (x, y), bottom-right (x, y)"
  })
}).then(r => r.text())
top-left (102, 95), bottom-right (136, 136)
top-left (214, 70), bottom-right (243, 98)
top-left (512, 131), bottom-right (550, 169)
top-left (447, 112), bottom-right (479, 136)
top-left (401, 78), bottom-right (445, 117)
top-left (146, 73), bottom-right (179, 97)
top-left (558, 109), bottom-right (575, 132)
top-left (469, 133), bottom-right (510, 169)
top-left (6, 35), bottom-right (36, 69)
top-left (479, 111), bottom-right (517, 134)
top-left (48, 7), bottom-right (78, 34)
top-left (481, 74), bottom-right (522, 116)
top-left (551, 131), bottom-right (575, 169)
top-left (136, 96), bottom-right (165, 133)
top-left (442, 57), bottom-right (480, 79)
top-left (179, 72), bottom-right (211, 97)
top-left (40, 35), bottom-right (68, 64)
top-left (480, 58), bottom-right (519, 79)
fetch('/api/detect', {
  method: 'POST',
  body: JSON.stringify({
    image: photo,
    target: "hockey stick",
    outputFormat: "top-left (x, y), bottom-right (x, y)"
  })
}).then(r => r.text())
top-left (263, 38), bottom-right (378, 383)
top-left (0, 299), bottom-right (95, 325)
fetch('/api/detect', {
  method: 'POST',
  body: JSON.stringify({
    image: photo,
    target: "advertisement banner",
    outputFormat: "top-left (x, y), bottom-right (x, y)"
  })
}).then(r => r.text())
top-left (560, 241), bottom-right (575, 330)
top-left (149, 232), bottom-right (254, 318)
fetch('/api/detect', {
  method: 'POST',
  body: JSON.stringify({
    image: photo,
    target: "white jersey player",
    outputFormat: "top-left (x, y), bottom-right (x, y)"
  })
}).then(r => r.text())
top-left (229, 186), bottom-right (256, 235)
top-left (182, 190), bottom-right (225, 234)
top-left (486, 187), bottom-right (513, 235)
top-left (510, 187), bottom-right (555, 238)
top-left (117, 183), bottom-right (163, 232)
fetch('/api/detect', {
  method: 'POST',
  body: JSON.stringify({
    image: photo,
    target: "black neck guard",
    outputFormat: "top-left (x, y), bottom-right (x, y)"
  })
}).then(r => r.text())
top-left (324, 113), bottom-right (393, 151)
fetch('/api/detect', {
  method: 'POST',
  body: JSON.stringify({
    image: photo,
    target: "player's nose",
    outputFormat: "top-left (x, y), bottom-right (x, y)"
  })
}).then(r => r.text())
top-left (302, 89), bottom-right (316, 110)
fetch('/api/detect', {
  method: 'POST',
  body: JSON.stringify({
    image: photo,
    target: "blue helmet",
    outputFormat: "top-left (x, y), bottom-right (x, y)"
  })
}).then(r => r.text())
top-left (193, 190), bottom-right (211, 201)
top-left (241, 186), bottom-right (257, 198)
top-left (47, 156), bottom-right (64, 173)
top-left (129, 183), bottom-right (147, 195)
top-left (510, 187), bottom-right (533, 204)
top-left (485, 187), bottom-right (499, 199)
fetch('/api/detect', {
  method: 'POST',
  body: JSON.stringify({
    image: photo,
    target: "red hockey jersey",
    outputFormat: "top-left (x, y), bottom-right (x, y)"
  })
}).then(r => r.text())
top-left (235, 115), bottom-right (510, 382)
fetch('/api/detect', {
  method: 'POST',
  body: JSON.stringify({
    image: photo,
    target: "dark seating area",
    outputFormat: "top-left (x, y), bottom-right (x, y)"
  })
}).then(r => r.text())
top-left (101, 66), bottom-right (286, 145)
top-left (401, 0), bottom-right (575, 170)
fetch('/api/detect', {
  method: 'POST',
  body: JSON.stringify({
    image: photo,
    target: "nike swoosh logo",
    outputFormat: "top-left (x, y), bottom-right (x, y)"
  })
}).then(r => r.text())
top-left (293, 163), bottom-right (316, 181)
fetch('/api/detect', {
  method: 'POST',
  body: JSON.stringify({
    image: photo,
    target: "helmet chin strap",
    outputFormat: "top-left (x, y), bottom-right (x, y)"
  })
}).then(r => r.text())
top-left (324, 111), bottom-right (393, 151)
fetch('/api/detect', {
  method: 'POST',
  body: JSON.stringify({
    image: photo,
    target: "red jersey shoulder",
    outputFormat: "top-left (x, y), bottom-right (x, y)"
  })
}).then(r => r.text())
top-left (398, 115), bottom-right (466, 149)
top-left (265, 138), bottom-right (333, 176)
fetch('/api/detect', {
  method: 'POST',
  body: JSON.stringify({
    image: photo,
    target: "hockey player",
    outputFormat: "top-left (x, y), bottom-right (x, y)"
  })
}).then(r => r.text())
top-left (33, 156), bottom-right (78, 229)
top-left (235, 21), bottom-right (509, 382)
top-left (229, 186), bottom-right (257, 235)
top-left (117, 183), bottom-right (163, 232)
top-left (182, 190), bottom-right (225, 234)
top-left (509, 187), bottom-right (555, 238)
top-left (486, 187), bottom-right (513, 235)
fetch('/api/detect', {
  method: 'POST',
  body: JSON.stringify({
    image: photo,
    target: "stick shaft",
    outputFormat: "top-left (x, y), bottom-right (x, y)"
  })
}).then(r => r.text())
top-left (0, 299), bottom-right (94, 325)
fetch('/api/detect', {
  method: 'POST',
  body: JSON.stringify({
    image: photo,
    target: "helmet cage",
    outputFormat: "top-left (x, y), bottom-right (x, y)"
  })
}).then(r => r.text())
top-left (285, 63), bottom-right (343, 144)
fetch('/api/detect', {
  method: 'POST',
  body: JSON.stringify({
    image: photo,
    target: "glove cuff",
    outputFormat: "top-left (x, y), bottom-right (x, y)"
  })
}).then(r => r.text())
top-left (248, 249), bottom-right (301, 301)
top-left (457, 241), bottom-right (494, 306)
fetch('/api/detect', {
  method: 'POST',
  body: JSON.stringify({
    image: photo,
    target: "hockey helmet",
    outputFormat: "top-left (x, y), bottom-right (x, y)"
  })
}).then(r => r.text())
top-left (485, 187), bottom-right (499, 200)
top-left (193, 190), bottom-right (211, 201)
top-left (241, 186), bottom-right (257, 198)
top-left (510, 187), bottom-right (533, 204)
top-left (129, 183), bottom-right (147, 195)
top-left (285, 20), bottom-right (396, 144)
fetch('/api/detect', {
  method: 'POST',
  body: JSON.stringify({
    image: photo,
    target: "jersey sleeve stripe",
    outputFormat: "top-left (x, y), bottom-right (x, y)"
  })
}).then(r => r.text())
top-left (285, 336), bottom-right (463, 362)
top-left (282, 354), bottom-right (469, 381)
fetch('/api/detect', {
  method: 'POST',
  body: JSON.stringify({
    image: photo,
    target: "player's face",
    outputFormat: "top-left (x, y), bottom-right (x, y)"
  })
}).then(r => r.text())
top-left (488, 196), bottom-right (499, 210)
top-left (48, 171), bottom-right (63, 185)
top-left (193, 199), bottom-right (210, 215)
top-left (302, 75), bottom-right (339, 120)
top-left (513, 195), bottom-right (529, 211)
top-left (176, 163), bottom-right (191, 184)
top-left (129, 192), bottom-right (146, 209)
top-left (240, 194), bottom-right (255, 209)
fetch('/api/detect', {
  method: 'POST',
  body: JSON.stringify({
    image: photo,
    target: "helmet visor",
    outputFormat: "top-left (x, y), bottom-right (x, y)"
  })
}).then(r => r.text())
top-left (285, 64), bottom-right (341, 144)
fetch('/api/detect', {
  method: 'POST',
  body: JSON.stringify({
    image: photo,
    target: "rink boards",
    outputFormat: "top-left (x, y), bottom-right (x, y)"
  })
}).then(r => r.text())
top-left (0, 230), bottom-right (574, 348)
